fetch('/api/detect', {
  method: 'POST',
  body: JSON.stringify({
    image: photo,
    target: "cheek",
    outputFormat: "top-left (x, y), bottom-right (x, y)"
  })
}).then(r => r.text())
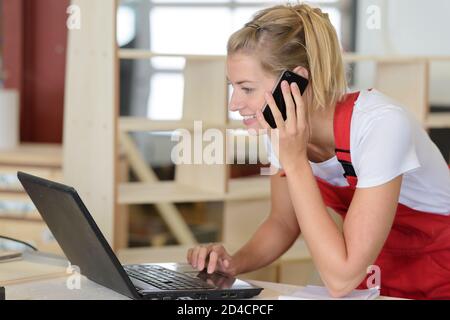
top-left (248, 95), bottom-right (266, 112)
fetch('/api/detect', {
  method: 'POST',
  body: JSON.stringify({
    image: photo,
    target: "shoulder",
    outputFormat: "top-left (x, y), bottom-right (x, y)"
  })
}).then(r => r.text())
top-left (349, 90), bottom-right (421, 188)
top-left (351, 89), bottom-right (417, 143)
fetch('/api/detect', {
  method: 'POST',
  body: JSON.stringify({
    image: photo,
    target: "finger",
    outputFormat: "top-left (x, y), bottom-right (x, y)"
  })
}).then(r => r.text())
top-left (281, 80), bottom-right (296, 124)
top-left (291, 82), bottom-right (306, 127)
top-left (197, 246), bottom-right (208, 271)
top-left (265, 92), bottom-right (285, 129)
top-left (207, 250), bottom-right (219, 274)
top-left (256, 109), bottom-right (272, 132)
top-left (191, 246), bottom-right (201, 268)
top-left (187, 248), bottom-right (193, 263)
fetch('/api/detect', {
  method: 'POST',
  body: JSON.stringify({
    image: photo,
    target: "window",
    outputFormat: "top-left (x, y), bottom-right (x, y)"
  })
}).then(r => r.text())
top-left (118, 0), bottom-right (353, 120)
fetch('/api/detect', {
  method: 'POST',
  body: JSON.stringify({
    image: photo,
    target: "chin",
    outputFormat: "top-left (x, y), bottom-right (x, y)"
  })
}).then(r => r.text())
top-left (246, 123), bottom-right (265, 135)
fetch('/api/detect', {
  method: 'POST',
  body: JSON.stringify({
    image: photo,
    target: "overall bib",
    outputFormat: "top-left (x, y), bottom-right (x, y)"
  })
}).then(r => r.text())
top-left (309, 92), bottom-right (450, 299)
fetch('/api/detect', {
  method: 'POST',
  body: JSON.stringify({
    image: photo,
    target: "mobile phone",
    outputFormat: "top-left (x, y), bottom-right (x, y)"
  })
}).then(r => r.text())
top-left (262, 70), bottom-right (309, 129)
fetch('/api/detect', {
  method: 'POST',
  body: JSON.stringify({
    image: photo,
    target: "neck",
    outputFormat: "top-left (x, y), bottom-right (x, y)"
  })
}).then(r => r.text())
top-left (308, 103), bottom-right (336, 151)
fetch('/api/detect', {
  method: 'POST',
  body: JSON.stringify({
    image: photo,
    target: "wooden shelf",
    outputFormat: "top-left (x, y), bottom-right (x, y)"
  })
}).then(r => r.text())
top-left (118, 176), bottom-right (270, 204)
top-left (0, 144), bottom-right (63, 223)
top-left (117, 239), bottom-right (310, 265)
top-left (0, 193), bottom-right (41, 221)
top-left (427, 113), bottom-right (450, 129)
top-left (120, 114), bottom-right (450, 130)
top-left (118, 49), bottom-right (450, 63)
top-left (66, 1), bottom-right (449, 250)
top-left (118, 49), bottom-right (225, 61)
top-left (119, 117), bottom-right (244, 132)
top-left (343, 54), bottom-right (450, 63)
top-left (0, 144), bottom-right (62, 168)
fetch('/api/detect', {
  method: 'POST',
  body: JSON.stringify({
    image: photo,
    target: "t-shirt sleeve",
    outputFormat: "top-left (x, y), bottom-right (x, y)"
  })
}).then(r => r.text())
top-left (353, 108), bottom-right (421, 188)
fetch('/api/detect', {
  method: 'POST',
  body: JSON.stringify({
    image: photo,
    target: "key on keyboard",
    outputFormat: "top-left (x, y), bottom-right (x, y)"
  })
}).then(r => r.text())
top-left (124, 265), bottom-right (215, 290)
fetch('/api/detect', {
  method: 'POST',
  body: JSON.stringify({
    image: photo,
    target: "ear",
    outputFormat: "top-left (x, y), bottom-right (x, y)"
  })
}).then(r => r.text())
top-left (293, 66), bottom-right (309, 79)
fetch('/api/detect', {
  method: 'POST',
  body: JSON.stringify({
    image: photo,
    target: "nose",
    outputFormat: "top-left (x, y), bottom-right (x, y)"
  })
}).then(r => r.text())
top-left (228, 92), bottom-right (244, 112)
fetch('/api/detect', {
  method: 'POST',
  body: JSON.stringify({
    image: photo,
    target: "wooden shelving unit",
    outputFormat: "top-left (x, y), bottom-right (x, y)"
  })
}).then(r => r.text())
top-left (119, 118), bottom-right (244, 132)
top-left (0, 143), bottom-right (63, 254)
top-left (118, 176), bottom-right (270, 205)
top-left (63, 0), bottom-right (450, 251)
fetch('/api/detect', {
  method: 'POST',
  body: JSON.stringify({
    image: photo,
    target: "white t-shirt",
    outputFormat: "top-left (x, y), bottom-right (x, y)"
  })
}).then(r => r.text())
top-left (266, 89), bottom-right (450, 215)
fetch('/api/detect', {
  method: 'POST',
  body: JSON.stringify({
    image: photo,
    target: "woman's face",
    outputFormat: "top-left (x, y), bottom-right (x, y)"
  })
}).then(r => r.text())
top-left (226, 52), bottom-right (277, 131)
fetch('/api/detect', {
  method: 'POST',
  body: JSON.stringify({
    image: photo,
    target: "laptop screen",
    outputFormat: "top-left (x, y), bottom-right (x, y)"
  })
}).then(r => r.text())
top-left (17, 171), bottom-right (138, 299)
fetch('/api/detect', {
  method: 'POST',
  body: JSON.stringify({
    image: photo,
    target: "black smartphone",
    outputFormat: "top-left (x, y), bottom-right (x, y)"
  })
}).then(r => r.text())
top-left (262, 70), bottom-right (309, 129)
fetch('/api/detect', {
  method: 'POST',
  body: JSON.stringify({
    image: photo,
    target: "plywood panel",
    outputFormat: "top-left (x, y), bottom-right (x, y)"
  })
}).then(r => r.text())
top-left (222, 199), bottom-right (271, 246)
top-left (0, 143), bottom-right (62, 167)
top-left (119, 132), bottom-right (196, 245)
top-left (118, 176), bottom-right (270, 204)
top-left (175, 58), bottom-right (229, 194)
top-left (375, 61), bottom-right (429, 124)
top-left (63, 0), bottom-right (118, 245)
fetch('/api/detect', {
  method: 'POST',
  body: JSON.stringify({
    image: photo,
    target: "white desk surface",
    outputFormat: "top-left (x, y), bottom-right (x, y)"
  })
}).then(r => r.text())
top-left (1, 250), bottom-right (400, 300)
top-left (5, 275), bottom-right (398, 300)
top-left (4, 275), bottom-right (297, 300)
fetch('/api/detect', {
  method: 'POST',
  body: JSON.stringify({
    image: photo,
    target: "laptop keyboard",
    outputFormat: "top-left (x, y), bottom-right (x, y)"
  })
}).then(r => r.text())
top-left (124, 265), bottom-right (216, 290)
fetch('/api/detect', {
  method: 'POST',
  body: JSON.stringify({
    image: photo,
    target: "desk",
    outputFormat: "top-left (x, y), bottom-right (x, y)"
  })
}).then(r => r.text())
top-left (4, 275), bottom-right (289, 300)
top-left (4, 274), bottom-right (401, 300)
top-left (1, 251), bottom-right (399, 300)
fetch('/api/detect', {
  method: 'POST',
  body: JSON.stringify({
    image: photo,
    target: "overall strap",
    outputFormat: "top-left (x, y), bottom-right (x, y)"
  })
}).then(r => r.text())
top-left (333, 91), bottom-right (360, 186)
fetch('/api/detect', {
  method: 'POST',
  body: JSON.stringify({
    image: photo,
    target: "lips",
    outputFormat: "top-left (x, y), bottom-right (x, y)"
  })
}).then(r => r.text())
top-left (243, 116), bottom-right (258, 126)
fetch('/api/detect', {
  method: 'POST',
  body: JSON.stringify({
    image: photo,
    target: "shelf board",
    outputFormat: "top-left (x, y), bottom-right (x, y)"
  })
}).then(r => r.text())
top-left (0, 144), bottom-right (62, 167)
top-left (0, 192), bottom-right (41, 221)
top-left (117, 238), bottom-right (311, 265)
top-left (344, 54), bottom-right (450, 63)
top-left (119, 117), bottom-right (244, 132)
top-left (120, 114), bottom-right (450, 132)
top-left (118, 176), bottom-right (270, 204)
top-left (426, 113), bottom-right (450, 129)
top-left (118, 49), bottom-right (225, 61)
top-left (118, 49), bottom-right (450, 63)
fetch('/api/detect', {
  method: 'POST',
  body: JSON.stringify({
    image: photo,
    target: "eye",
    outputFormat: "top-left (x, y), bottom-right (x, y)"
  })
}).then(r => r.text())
top-left (242, 87), bottom-right (254, 94)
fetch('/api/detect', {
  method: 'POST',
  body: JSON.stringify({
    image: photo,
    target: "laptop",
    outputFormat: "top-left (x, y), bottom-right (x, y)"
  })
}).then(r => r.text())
top-left (17, 171), bottom-right (263, 300)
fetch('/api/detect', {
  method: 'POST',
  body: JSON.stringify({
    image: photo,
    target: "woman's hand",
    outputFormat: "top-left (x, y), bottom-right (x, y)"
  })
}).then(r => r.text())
top-left (256, 80), bottom-right (309, 172)
top-left (186, 243), bottom-right (238, 276)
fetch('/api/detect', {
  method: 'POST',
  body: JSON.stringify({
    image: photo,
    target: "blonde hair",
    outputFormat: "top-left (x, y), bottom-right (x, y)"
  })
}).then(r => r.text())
top-left (227, 3), bottom-right (347, 112)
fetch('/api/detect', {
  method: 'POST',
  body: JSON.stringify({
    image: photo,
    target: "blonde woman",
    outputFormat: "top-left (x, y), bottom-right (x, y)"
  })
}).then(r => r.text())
top-left (186, 3), bottom-right (450, 299)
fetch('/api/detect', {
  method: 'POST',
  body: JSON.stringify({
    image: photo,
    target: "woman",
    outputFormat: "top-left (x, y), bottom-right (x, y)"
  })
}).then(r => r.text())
top-left (186, 3), bottom-right (450, 299)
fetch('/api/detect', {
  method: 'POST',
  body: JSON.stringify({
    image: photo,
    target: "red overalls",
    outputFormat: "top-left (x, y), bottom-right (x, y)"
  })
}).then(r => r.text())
top-left (300, 92), bottom-right (450, 299)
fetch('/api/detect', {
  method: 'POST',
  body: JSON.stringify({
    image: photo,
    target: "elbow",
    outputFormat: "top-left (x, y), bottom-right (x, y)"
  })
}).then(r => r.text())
top-left (322, 275), bottom-right (360, 298)
top-left (326, 283), bottom-right (354, 299)
top-left (319, 261), bottom-right (369, 298)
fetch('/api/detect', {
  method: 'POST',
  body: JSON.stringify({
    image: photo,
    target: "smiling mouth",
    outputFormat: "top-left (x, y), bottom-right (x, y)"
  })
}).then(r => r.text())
top-left (242, 114), bottom-right (257, 120)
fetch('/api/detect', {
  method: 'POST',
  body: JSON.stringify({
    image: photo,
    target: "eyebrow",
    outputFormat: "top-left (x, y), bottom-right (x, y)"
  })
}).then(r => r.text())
top-left (226, 78), bottom-right (255, 85)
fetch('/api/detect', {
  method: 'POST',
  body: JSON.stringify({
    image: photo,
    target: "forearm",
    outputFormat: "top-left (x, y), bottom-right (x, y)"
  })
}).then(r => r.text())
top-left (232, 215), bottom-right (299, 275)
top-left (284, 159), bottom-right (356, 291)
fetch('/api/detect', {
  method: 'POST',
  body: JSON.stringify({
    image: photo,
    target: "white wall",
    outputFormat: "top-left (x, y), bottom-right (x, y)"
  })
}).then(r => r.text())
top-left (355, 0), bottom-right (450, 105)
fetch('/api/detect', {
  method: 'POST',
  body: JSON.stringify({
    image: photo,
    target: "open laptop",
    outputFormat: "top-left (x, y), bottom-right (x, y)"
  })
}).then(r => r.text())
top-left (17, 171), bottom-right (263, 300)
